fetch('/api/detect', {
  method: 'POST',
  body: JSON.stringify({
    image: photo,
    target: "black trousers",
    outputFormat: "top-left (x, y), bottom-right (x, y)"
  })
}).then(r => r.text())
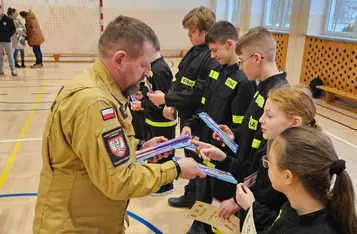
top-left (131, 110), bottom-right (147, 140)
top-left (179, 119), bottom-right (198, 197)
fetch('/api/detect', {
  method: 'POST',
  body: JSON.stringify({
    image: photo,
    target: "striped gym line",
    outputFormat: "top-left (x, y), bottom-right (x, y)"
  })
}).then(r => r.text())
top-left (0, 86), bottom-right (46, 190)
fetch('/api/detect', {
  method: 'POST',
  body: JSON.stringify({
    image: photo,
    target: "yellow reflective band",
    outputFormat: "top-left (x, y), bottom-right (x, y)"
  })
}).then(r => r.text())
top-left (211, 226), bottom-right (223, 234)
top-left (225, 77), bottom-right (237, 90)
top-left (145, 118), bottom-right (177, 127)
top-left (209, 70), bottom-right (220, 80)
top-left (150, 71), bottom-right (153, 77)
top-left (181, 77), bottom-right (195, 87)
top-left (172, 77), bottom-right (177, 82)
top-left (252, 139), bottom-right (261, 149)
top-left (201, 97), bottom-right (206, 104)
top-left (203, 160), bottom-right (216, 168)
top-left (255, 94), bottom-right (265, 108)
top-left (248, 116), bottom-right (258, 130)
top-left (274, 209), bottom-right (283, 223)
top-left (232, 115), bottom-right (244, 124)
top-left (253, 91), bottom-right (259, 98)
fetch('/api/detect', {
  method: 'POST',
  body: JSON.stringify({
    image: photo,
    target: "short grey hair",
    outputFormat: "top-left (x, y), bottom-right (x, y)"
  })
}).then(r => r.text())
top-left (98, 15), bottom-right (160, 58)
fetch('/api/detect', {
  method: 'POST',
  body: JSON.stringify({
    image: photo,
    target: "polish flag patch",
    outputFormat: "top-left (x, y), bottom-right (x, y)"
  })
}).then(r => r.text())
top-left (101, 108), bottom-right (115, 120)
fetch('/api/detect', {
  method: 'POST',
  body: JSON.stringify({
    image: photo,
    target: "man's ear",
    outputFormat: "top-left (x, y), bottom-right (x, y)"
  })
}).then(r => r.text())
top-left (112, 50), bottom-right (127, 69)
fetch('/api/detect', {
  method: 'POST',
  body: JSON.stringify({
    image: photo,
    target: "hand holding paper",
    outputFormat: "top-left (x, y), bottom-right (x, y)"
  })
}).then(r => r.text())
top-left (140, 136), bottom-right (172, 162)
top-left (130, 101), bottom-right (143, 111)
top-left (235, 184), bottom-right (255, 210)
top-left (186, 201), bottom-right (240, 234)
top-left (136, 135), bottom-right (191, 162)
top-left (174, 156), bottom-right (237, 184)
top-left (177, 158), bottom-right (206, 179)
top-left (199, 113), bottom-right (238, 153)
top-left (191, 139), bottom-right (227, 162)
top-left (212, 124), bottom-right (234, 141)
top-left (218, 198), bottom-right (241, 220)
top-left (147, 90), bottom-right (166, 105)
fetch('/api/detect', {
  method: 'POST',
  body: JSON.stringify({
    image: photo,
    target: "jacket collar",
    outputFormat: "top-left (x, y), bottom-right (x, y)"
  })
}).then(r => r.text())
top-left (92, 58), bottom-right (128, 106)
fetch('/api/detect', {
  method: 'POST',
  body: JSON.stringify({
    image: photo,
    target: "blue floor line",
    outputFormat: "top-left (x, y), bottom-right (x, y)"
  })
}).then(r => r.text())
top-left (0, 193), bottom-right (163, 233)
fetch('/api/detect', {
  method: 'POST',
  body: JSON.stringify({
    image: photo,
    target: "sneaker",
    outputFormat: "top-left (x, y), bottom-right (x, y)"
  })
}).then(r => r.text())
top-left (11, 71), bottom-right (17, 76)
top-left (151, 183), bottom-right (174, 196)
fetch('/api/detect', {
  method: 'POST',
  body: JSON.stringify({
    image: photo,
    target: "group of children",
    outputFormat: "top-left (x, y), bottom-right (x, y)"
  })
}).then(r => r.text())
top-left (0, 6), bottom-right (45, 77)
top-left (130, 6), bottom-right (356, 234)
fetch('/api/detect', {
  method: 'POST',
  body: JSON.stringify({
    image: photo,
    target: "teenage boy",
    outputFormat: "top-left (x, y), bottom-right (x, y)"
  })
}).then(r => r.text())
top-left (182, 21), bottom-right (256, 234)
top-left (148, 6), bottom-right (220, 209)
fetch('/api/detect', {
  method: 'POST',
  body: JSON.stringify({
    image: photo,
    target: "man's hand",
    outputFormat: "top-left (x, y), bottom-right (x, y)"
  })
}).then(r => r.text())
top-left (176, 158), bottom-right (206, 180)
top-left (140, 137), bottom-right (172, 162)
top-left (135, 91), bottom-right (143, 101)
top-left (181, 126), bottom-right (192, 136)
top-left (212, 125), bottom-right (235, 142)
top-left (130, 101), bottom-right (143, 111)
top-left (191, 139), bottom-right (227, 162)
top-left (235, 183), bottom-right (255, 210)
top-left (163, 106), bottom-right (175, 120)
top-left (147, 90), bottom-right (165, 105)
top-left (218, 198), bottom-right (241, 220)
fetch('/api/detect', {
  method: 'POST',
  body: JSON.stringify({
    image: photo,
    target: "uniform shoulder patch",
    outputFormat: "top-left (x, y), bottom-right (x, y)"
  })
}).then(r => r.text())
top-left (101, 108), bottom-right (115, 120)
top-left (103, 127), bottom-right (130, 167)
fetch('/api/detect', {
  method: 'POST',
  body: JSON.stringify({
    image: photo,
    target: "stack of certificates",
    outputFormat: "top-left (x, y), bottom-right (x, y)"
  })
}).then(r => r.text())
top-left (199, 112), bottom-right (239, 153)
top-left (136, 135), bottom-right (193, 162)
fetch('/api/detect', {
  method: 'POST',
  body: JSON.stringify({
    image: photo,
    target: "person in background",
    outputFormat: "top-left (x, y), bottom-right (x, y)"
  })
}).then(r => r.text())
top-left (182, 21), bottom-right (255, 234)
top-left (19, 10), bottom-right (44, 68)
top-left (260, 127), bottom-right (356, 234)
top-left (0, 5), bottom-right (16, 76)
top-left (148, 6), bottom-right (220, 209)
top-left (130, 83), bottom-right (147, 141)
top-left (8, 7), bottom-right (26, 68)
top-left (233, 85), bottom-right (320, 232)
top-left (131, 49), bottom-right (177, 196)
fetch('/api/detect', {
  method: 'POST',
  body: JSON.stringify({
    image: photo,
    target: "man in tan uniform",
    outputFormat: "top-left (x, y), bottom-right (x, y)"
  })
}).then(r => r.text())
top-left (33, 15), bottom-right (205, 234)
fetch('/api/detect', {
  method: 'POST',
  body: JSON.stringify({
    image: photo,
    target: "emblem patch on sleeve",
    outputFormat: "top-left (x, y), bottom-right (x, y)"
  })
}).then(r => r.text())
top-left (103, 127), bottom-right (130, 167)
top-left (101, 108), bottom-right (115, 120)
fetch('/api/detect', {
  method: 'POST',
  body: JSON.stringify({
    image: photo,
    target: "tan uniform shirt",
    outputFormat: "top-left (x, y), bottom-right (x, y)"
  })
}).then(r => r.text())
top-left (33, 58), bottom-right (177, 234)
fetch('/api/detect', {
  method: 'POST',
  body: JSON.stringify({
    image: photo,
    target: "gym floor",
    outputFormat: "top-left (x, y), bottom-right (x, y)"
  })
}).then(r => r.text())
top-left (0, 58), bottom-right (356, 233)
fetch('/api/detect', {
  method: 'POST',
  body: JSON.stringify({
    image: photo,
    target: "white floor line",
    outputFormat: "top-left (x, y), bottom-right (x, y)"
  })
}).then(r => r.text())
top-left (0, 138), bottom-right (42, 143)
top-left (324, 130), bottom-right (357, 149)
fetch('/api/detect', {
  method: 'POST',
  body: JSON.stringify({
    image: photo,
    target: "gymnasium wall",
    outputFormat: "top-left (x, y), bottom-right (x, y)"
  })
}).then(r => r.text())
top-left (300, 37), bottom-right (357, 95)
top-left (272, 33), bottom-right (289, 71)
top-left (4, 0), bottom-right (214, 55)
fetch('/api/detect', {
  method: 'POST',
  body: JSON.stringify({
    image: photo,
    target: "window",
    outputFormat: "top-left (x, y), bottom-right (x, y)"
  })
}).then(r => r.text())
top-left (226, 0), bottom-right (241, 26)
top-left (263, 0), bottom-right (293, 31)
top-left (325, 0), bottom-right (357, 37)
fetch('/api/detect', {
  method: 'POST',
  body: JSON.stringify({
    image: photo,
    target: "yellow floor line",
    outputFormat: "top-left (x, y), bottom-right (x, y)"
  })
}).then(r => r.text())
top-left (0, 86), bottom-right (46, 191)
